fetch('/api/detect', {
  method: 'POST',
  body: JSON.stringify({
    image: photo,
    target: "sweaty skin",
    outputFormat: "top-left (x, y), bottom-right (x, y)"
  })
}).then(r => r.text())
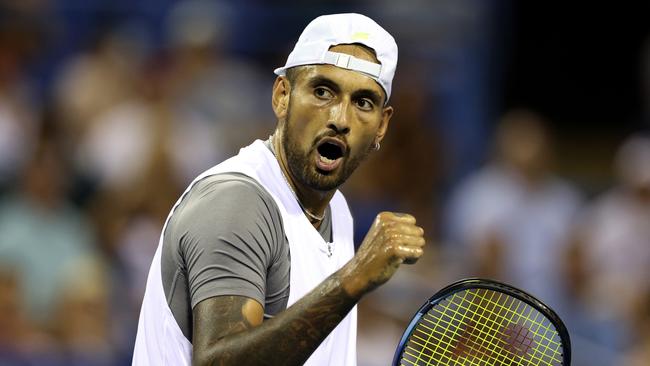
top-left (191, 44), bottom-right (426, 366)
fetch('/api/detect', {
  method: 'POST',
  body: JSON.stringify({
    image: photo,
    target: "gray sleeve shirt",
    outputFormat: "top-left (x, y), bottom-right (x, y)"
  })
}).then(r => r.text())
top-left (160, 172), bottom-right (332, 341)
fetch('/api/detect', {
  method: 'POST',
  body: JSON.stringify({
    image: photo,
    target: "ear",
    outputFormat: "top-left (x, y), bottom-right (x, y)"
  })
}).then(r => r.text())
top-left (272, 76), bottom-right (291, 120)
top-left (375, 105), bottom-right (394, 145)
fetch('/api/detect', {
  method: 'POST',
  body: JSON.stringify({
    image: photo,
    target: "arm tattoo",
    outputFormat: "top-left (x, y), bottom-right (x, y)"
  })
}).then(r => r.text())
top-left (193, 296), bottom-right (256, 344)
top-left (192, 275), bottom-right (357, 366)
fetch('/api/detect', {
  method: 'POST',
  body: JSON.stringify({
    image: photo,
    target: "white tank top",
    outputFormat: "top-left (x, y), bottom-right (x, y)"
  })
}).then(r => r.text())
top-left (133, 140), bottom-right (357, 365)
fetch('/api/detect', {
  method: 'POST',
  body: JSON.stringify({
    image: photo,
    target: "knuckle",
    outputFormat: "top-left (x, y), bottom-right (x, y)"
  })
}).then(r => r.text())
top-left (380, 219), bottom-right (396, 231)
top-left (377, 211), bottom-right (391, 220)
top-left (398, 212), bottom-right (415, 220)
top-left (388, 243), bottom-right (400, 256)
top-left (382, 245), bottom-right (393, 258)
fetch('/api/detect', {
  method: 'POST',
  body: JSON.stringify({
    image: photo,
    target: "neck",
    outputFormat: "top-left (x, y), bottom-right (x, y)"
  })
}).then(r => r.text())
top-left (271, 132), bottom-right (335, 227)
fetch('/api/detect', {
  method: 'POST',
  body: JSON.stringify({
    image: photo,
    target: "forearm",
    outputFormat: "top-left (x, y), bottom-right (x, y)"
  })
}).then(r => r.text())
top-left (193, 272), bottom-right (358, 366)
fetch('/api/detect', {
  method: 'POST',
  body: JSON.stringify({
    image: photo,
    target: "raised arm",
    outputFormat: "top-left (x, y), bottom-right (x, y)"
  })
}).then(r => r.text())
top-left (192, 212), bottom-right (425, 366)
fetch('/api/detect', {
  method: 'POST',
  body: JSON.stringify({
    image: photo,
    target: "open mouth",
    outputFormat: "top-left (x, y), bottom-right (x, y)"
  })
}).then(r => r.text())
top-left (315, 138), bottom-right (346, 172)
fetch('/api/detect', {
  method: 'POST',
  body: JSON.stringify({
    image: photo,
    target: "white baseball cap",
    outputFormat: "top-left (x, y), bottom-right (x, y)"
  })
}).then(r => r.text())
top-left (274, 13), bottom-right (398, 103)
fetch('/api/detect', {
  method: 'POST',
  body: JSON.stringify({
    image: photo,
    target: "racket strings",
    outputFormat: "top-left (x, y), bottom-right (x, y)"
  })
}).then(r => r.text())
top-left (422, 298), bottom-right (550, 365)
top-left (400, 289), bottom-right (564, 366)
top-left (404, 315), bottom-right (534, 366)
top-left (413, 292), bottom-right (559, 366)
top-left (403, 290), bottom-right (497, 366)
top-left (405, 291), bottom-right (473, 366)
top-left (403, 294), bottom-right (559, 366)
top-left (472, 290), bottom-right (562, 362)
top-left (444, 290), bottom-right (562, 360)
top-left (407, 291), bottom-right (528, 366)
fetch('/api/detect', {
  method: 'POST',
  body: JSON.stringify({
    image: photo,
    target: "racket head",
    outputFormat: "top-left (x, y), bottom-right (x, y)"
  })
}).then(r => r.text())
top-left (393, 278), bottom-right (571, 366)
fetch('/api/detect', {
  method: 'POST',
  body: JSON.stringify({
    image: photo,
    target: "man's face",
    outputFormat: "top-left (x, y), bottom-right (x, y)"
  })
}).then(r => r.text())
top-left (276, 44), bottom-right (393, 192)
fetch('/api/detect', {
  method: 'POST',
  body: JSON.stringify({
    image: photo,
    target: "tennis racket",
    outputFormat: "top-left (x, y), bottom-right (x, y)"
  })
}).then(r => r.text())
top-left (392, 278), bottom-right (571, 366)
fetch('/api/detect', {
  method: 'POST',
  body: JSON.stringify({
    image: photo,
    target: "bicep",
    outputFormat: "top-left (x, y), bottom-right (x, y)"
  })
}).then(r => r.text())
top-left (192, 295), bottom-right (264, 350)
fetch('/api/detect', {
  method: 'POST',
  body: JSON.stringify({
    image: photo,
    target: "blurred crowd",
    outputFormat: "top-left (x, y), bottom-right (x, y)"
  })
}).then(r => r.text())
top-left (0, 1), bottom-right (272, 364)
top-left (0, 1), bottom-right (648, 366)
top-left (443, 114), bottom-right (650, 366)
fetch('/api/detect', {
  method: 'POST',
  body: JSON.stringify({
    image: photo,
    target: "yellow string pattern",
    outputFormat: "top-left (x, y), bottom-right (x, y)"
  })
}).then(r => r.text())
top-left (398, 288), bottom-right (564, 366)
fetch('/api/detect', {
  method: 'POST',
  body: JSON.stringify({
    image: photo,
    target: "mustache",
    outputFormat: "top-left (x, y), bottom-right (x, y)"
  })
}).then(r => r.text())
top-left (311, 130), bottom-right (348, 147)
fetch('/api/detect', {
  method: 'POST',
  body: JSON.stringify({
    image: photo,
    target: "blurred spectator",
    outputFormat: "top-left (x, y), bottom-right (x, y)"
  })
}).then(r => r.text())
top-left (72, 64), bottom-right (173, 191)
top-left (0, 133), bottom-right (97, 328)
top-left (572, 135), bottom-right (650, 332)
top-left (55, 23), bottom-right (165, 193)
top-left (164, 0), bottom-right (272, 184)
top-left (444, 109), bottom-right (582, 308)
top-left (85, 160), bottom-right (182, 361)
top-left (54, 24), bottom-right (145, 144)
top-left (63, 0), bottom-right (271, 194)
top-left (51, 257), bottom-right (116, 366)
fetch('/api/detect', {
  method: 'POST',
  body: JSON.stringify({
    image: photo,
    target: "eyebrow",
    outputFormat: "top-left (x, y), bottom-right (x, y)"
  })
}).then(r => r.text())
top-left (307, 76), bottom-right (341, 94)
top-left (307, 75), bottom-right (384, 106)
top-left (351, 88), bottom-right (383, 106)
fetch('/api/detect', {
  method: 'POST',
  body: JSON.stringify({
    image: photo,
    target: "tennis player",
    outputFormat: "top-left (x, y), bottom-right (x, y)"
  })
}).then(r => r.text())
top-left (133, 13), bottom-right (425, 366)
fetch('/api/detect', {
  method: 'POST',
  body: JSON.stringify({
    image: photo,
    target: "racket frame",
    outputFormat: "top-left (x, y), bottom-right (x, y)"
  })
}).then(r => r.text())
top-left (392, 278), bottom-right (571, 365)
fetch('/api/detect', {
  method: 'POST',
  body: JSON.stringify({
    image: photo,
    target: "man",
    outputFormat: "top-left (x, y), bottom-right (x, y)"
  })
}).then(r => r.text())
top-left (445, 109), bottom-right (581, 307)
top-left (133, 13), bottom-right (425, 365)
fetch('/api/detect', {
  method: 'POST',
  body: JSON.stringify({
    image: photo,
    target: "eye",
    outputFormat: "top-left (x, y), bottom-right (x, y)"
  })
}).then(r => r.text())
top-left (314, 87), bottom-right (334, 99)
top-left (355, 98), bottom-right (374, 111)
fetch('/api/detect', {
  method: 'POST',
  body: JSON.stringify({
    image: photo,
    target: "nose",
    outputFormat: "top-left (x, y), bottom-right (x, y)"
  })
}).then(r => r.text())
top-left (327, 99), bottom-right (352, 135)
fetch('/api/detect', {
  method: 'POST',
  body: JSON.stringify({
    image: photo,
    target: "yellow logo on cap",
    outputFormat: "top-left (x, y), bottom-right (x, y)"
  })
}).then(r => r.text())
top-left (351, 32), bottom-right (370, 41)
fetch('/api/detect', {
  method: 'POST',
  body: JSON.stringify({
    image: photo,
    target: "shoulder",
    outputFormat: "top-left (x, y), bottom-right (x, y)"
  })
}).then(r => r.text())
top-left (180, 173), bottom-right (280, 220)
top-left (191, 173), bottom-right (271, 201)
top-left (168, 173), bottom-right (285, 250)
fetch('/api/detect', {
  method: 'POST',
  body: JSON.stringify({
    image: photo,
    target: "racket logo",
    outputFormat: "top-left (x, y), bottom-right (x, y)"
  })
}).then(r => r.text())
top-left (452, 320), bottom-right (493, 358)
top-left (501, 323), bottom-right (535, 356)
top-left (451, 320), bottom-right (536, 361)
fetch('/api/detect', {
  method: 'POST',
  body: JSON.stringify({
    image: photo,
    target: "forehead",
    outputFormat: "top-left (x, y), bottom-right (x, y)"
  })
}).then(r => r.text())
top-left (297, 65), bottom-right (385, 99)
top-left (293, 44), bottom-right (384, 97)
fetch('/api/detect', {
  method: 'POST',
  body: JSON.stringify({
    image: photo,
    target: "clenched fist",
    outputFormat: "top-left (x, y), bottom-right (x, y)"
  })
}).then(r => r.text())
top-left (340, 212), bottom-right (426, 299)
